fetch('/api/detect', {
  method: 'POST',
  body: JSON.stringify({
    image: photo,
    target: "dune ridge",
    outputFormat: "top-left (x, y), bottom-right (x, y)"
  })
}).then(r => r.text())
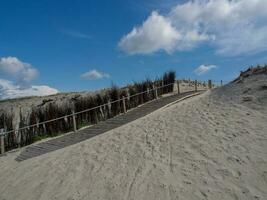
top-left (0, 73), bottom-right (266, 200)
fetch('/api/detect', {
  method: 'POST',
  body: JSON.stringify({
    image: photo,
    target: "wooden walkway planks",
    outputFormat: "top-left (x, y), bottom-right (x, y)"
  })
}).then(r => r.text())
top-left (16, 91), bottom-right (199, 162)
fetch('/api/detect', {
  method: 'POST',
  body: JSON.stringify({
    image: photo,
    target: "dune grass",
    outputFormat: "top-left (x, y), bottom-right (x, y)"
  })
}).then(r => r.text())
top-left (0, 71), bottom-right (176, 151)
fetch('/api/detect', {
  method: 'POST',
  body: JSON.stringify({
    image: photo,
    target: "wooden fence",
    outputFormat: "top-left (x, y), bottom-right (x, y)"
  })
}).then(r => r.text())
top-left (0, 79), bottom-right (220, 154)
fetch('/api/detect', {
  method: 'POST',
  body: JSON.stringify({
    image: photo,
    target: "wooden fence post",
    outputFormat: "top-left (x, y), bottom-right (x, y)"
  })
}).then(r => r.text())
top-left (122, 96), bottom-right (127, 114)
top-left (195, 80), bottom-right (197, 92)
top-left (0, 129), bottom-right (5, 154)
top-left (16, 130), bottom-right (21, 148)
top-left (72, 111), bottom-right (77, 132)
top-left (42, 123), bottom-right (46, 134)
top-left (177, 80), bottom-right (180, 94)
top-left (154, 85), bottom-right (158, 99)
top-left (208, 80), bottom-right (212, 89)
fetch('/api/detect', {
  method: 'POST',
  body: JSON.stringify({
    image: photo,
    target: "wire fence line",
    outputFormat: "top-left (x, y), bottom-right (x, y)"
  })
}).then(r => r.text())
top-left (0, 80), bottom-right (224, 137)
top-left (0, 79), bottom-right (222, 153)
top-left (212, 80), bottom-right (230, 84)
top-left (0, 82), bottom-right (176, 136)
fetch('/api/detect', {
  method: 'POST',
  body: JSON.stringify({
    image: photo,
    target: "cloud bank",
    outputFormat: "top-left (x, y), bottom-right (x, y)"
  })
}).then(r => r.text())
top-left (81, 69), bottom-right (110, 80)
top-left (119, 0), bottom-right (267, 56)
top-left (0, 56), bottom-right (39, 84)
top-left (0, 57), bottom-right (58, 100)
top-left (0, 79), bottom-right (59, 100)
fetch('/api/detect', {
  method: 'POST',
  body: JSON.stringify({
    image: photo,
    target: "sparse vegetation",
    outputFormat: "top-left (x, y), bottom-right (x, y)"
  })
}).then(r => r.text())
top-left (0, 71), bottom-right (176, 151)
top-left (233, 64), bottom-right (267, 83)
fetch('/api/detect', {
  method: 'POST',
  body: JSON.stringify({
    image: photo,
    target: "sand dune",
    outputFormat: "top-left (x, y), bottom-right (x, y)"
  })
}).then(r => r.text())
top-left (0, 74), bottom-right (266, 200)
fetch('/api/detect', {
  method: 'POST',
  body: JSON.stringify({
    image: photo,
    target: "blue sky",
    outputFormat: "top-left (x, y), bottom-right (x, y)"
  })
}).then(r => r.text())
top-left (0, 0), bottom-right (267, 99)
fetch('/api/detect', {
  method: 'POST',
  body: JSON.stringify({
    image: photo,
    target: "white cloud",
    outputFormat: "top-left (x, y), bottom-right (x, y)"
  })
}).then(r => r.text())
top-left (62, 30), bottom-right (92, 39)
top-left (80, 69), bottom-right (110, 80)
top-left (0, 79), bottom-right (58, 100)
top-left (194, 64), bottom-right (217, 75)
top-left (0, 56), bottom-right (59, 100)
top-left (0, 57), bottom-right (39, 84)
top-left (119, 0), bottom-right (267, 56)
top-left (118, 11), bottom-right (182, 54)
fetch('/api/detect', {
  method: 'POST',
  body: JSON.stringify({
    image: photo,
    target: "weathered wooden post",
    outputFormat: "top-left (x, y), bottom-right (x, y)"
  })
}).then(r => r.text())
top-left (153, 84), bottom-right (158, 99)
top-left (177, 80), bottom-right (180, 94)
top-left (72, 110), bottom-right (77, 132)
top-left (195, 80), bottom-right (197, 92)
top-left (122, 96), bottom-right (127, 114)
top-left (42, 123), bottom-right (46, 134)
top-left (16, 130), bottom-right (21, 148)
top-left (0, 129), bottom-right (5, 154)
top-left (146, 88), bottom-right (150, 100)
top-left (208, 80), bottom-right (212, 89)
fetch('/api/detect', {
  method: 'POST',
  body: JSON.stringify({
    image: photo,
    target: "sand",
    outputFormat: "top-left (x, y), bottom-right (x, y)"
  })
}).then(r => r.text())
top-left (0, 74), bottom-right (266, 200)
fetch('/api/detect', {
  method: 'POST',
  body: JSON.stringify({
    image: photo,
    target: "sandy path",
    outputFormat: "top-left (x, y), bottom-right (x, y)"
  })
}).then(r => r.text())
top-left (0, 85), bottom-right (266, 200)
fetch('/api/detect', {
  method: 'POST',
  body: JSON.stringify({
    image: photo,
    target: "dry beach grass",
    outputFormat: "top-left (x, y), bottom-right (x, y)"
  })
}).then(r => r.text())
top-left (0, 73), bottom-right (266, 200)
top-left (0, 71), bottom-right (180, 150)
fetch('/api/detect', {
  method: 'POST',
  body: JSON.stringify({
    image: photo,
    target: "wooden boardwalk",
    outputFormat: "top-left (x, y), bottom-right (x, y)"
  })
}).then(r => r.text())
top-left (16, 91), bottom-right (199, 161)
